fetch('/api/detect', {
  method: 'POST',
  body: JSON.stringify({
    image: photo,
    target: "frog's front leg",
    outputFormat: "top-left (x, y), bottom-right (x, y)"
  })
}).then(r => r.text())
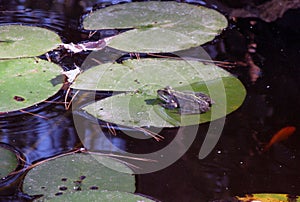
top-left (159, 102), bottom-right (178, 110)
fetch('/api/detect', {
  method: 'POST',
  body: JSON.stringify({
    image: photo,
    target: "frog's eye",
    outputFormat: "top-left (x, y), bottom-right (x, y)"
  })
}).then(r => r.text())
top-left (159, 93), bottom-right (168, 99)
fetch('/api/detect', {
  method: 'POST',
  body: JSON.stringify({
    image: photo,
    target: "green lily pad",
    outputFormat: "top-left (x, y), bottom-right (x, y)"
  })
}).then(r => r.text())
top-left (22, 153), bottom-right (135, 201)
top-left (0, 144), bottom-right (19, 180)
top-left (83, 1), bottom-right (227, 53)
top-left (237, 193), bottom-right (300, 202)
top-left (0, 58), bottom-right (63, 113)
top-left (0, 25), bottom-right (61, 59)
top-left (44, 190), bottom-right (155, 202)
top-left (72, 58), bottom-right (246, 127)
top-left (82, 76), bottom-right (245, 127)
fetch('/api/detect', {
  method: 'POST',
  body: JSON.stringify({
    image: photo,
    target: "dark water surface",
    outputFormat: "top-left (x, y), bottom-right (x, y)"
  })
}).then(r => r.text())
top-left (0, 0), bottom-right (300, 201)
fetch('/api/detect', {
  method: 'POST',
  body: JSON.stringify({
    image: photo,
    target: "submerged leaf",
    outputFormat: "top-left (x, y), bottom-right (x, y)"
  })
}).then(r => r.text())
top-left (83, 1), bottom-right (227, 52)
top-left (0, 58), bottom-right (63, 113)
top-left (0, 25), bottom-right (61, 59)
top-left (237, 193), bottom-right (300, 202)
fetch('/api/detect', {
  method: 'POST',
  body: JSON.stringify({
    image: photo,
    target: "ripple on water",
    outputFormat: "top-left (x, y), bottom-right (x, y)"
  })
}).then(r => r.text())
top-left (0, 94), bottom-right (79, 163)
top-left (0, 9), bottom-right (66, 32)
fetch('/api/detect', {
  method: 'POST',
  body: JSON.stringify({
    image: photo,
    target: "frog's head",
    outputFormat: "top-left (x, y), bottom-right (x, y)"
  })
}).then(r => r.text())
top-left (157, 86), bottom-right (174, 103)
top-left (157, 86), bottom-right (179, 109)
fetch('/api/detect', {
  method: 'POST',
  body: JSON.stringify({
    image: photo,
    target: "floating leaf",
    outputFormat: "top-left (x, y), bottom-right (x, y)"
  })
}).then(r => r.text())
top-left (0, 25), bottom-right (61, 59)
top-left (44, 190), bottom-right (155, 202)
top-left (72, 59), bottom-right (246, 127)
top-left (237, 193), bottom-right (300, 202)
top-left (0, 58), bottom-right (63, 113)
top-left (0, 144), bottom-right (19, 180)
top-left (83, 1), bottom-right (227, 52)
top-left (22, 153), bottom-right (135, 201)
top-left (82, 76), bottom-right (245, 127)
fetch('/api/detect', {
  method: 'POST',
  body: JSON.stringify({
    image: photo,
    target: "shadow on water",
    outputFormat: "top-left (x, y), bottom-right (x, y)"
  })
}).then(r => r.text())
top-left (0, 0), bottom-right (300, 201)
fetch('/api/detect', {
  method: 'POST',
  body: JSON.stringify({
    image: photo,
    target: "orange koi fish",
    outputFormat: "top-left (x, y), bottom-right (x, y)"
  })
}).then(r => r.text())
top-left (263, 126), bottom-right (296, 151)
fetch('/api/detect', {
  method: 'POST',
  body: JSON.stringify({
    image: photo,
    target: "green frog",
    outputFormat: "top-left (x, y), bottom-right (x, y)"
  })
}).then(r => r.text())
top-left (157, 86), bottom-right (214, 114)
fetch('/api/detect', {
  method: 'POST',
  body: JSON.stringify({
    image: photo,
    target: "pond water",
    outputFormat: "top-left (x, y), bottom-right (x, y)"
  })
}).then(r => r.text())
top-left (0, 0), bottom-right (300, 201)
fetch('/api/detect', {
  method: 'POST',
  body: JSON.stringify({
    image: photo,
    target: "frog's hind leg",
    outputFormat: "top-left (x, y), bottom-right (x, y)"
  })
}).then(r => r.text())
top-left (195, 92), bottom-right (215, 105)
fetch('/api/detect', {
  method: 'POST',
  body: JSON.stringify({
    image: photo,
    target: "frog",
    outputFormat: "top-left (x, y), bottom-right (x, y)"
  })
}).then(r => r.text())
top-left (157, 86), bottom-right (214, 114)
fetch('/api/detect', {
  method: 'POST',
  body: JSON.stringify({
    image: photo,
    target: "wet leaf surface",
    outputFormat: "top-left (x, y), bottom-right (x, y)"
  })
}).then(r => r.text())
top-left (237, 193), bottom-right (300, 202)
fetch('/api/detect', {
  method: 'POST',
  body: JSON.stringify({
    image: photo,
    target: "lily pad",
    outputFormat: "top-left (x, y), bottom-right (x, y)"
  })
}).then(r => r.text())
top-left (237, 193), bottom-right (300, 202)
top-left (72, 58), bottom-right (246, 127)
top-left (0, 58), bottom-right (63, 113)
top-left (83, 1), bottom-right (227, 53)
top-left (0, 144), bottom-right (19, 180)
top-left (22, 153), bottom-right (135, 200)
top-left (0, 25), bottom-right (61, 59)
top-left (82, 76), bottom-right (244, 127)
top-left (44, 190), bottom-right (155, 202)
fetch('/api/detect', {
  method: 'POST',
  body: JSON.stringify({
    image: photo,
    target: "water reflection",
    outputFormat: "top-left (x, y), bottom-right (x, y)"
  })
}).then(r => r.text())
top-left (0, 100), bottom-right (80, 163)
top-left (73, 112), bottom-right (127, 152)
top-left (0, 0), bottom-right (85, 43)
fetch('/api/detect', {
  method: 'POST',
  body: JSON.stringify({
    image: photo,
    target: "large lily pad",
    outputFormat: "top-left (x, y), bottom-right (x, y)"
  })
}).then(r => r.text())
top-left (83, 1), bottom-right (227, 53)
top-left (82, 76), bottom-right (244, 127)
top-left (72, 59), bottom-right (246, 127)
top-left (22, 153), bottom-right (135, 201)
top-left (0, 25), bottom-right (61, 59)
top-left (0, 58), bottom-right (63, 113)
top-left (45, 190), bottom-right (155, 202)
